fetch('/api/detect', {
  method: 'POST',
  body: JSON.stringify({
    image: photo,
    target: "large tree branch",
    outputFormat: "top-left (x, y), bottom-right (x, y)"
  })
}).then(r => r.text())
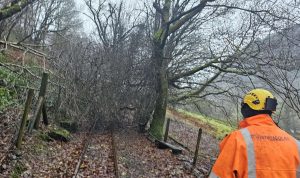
top-left (169, 58), bottom-right (219, 82)
top-left (206, 4), bottom-right (294, 22)
top-left (170, 71), bottom-right (222, 102)
top-left (0, 0), bottom-right (37, 22)
top-left (210, 64), bottom-right (257, 76)
top-left (168, 0), bottom-right (213, 25)
top-left (154, 0), bottom-right (214, 47)
top-left (169, 0), bottom-right (213, 34)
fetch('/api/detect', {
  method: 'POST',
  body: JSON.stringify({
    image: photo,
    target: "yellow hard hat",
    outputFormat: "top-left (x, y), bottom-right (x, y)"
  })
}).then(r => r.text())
top-left (242, 89), bottom-right (277, 111)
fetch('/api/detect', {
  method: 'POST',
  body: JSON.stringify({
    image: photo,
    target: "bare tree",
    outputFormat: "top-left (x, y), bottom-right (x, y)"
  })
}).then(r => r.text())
top-left (147, 0), bottom-right (300, 139)
top-left (47, 1), bottom-right (156, 131)
top-left (14, 0), bottom-right (80, 44)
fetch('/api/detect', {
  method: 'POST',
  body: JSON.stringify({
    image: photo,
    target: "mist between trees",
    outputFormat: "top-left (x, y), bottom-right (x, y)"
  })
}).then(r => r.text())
top-left (1, 0), bottom-right (300, 139)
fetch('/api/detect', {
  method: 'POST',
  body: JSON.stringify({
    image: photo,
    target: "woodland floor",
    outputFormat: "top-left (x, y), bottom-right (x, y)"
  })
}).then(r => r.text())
top-left (0, 108), bottom-right (220, 178)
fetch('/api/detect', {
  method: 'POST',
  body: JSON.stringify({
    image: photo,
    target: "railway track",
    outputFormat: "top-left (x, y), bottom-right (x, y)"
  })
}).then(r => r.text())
top-left (72, 122), bottom-right (119, 178)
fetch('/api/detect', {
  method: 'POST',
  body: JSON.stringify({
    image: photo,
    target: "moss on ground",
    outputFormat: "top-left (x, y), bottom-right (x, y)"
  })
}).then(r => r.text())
top-left (38, 131), bottom-right (53, 142)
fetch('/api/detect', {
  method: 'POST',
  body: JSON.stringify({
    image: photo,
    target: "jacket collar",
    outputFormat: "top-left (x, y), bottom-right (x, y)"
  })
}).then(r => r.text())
top-left (239, 114), bottom-right (276, 129)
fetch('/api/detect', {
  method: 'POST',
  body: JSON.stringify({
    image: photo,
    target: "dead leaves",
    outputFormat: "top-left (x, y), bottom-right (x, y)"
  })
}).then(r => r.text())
top-left (1, 107), bottom-right (219, 178)
top-left (115, 130), bottom-right (195, 178)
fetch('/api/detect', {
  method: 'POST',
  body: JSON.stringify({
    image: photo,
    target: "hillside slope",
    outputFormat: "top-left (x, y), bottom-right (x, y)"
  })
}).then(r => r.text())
top-left (167, 108), bottom-right (235, 140)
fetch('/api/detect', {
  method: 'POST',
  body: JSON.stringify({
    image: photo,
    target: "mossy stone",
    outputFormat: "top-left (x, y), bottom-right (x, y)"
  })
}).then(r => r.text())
top-left (47, 127), bottom-right (70, 142)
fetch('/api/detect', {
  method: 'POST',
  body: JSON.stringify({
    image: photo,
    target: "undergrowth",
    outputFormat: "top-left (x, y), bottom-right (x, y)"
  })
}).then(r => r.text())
top-left (0, 62), bottom-right (28, 112)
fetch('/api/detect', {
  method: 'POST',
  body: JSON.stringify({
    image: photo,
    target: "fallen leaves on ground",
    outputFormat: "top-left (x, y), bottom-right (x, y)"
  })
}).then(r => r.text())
top-left (167, 109), bottom-right (220, 175)
top-left (116, 129), bottom-right (195, 178)
top-left (1, 108), bottom-right (220, 177)
top-left (0, 108), bottom-right (21, 170)
top-left (76, 133), bottom-right (115, 178)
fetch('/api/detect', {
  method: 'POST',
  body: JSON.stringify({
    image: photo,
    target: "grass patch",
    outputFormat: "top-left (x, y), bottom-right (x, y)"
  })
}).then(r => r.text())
top-left (0, 87), bottom-right (15, 112)
top-left (0, 53), bottom-right (8, 62)
top-left (0, 55), bottom-right (29, 111)
top-left (0, 67), bottom-right (28, 87)
top-left (176, 109), bottom-right (235, 139)
top-left (11, 162), bottom-right (26, 178)
top-left (0, 66), bottom-right (26, 112)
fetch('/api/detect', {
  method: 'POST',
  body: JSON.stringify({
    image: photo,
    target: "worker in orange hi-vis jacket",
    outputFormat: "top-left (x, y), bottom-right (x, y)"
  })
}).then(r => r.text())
top-left (209, 88), bottom-right (300, 178)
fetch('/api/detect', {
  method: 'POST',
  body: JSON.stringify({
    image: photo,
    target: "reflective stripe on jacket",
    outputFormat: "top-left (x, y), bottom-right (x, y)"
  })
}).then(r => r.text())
top-left (209, 114), bottom-right (300, 178)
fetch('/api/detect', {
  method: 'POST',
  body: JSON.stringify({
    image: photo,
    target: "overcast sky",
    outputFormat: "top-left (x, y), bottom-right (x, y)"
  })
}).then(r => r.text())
top-left (74, 0), bottom-right (143, 34)
top-left (75, 0), bottom-right (93, 34)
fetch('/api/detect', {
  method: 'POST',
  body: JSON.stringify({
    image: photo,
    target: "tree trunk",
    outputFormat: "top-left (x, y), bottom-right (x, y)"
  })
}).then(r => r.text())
top-left (149, 43), bottom-right (168, 140)
top-left (150, 70), bottom-right (168, 139)
top-left (149, 0), bottom-right (207, 140)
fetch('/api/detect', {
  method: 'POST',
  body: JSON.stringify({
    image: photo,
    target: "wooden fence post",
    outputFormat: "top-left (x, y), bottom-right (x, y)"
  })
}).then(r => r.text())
top-left (28, 97), bottom-right (44, 132)
top-left (193, 128), bottom-right (202, 166)
top-left (55, 85), bottom-right (61, 121)
top-left (42, 103), bottom-right (48, 125)
top-left (38, 72), bottom-right (48, 97)
top-left (33, 97), bottom-right (45, 129)
top-left (164, 118), bottom-right (170, 142)
top-left (16, 89), bottom-right (34, 149)
top-left (32, 72), bottom-right (48, 130)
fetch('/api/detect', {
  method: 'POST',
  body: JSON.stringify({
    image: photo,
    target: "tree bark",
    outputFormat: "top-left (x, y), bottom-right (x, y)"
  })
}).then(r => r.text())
top-left (149, 41), bottom-right (169, 139)
top-left (149, 0), bottom-right (211, 140)
top-left (0, 0), bottom-right (37, 22)
top-left (150, 70), bottom-right (168, 139)
top-left (164, 118), bottom-right (170, 142)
